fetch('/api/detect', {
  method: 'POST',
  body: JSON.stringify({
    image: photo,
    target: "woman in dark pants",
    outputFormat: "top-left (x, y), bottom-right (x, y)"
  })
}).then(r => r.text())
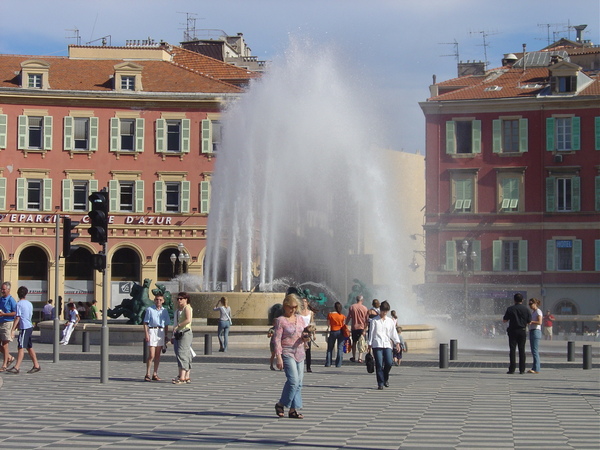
top-left (325, 302), bottom-right (346, 367)
top-left (367, 301), bottom-right (400, 389)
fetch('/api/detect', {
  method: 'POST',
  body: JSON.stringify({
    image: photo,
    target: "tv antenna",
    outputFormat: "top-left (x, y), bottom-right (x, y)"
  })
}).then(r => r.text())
top-left (178, 12), bottom-right (204, 41)
top-left (537, 22), bottom-right (568, 46)
top-left (469, 29), bottom-right (499, 69)
top-left (65, 28), bottom-right (81, 46)
top-left (439, 39), bottom-right (459, 64)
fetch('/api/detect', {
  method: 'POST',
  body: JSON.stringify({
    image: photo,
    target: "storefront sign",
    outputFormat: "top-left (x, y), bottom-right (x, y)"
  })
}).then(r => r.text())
top-left (0, 214), bottom-right (173, 225)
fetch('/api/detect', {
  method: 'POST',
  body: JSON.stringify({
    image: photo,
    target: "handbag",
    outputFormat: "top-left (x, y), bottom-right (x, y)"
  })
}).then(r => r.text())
top-left (341, 324), bottom-right (351, 338)
top-left (365, 352), bottom-right (375, 373)
top-left (356, 335), bottom-right (367, 354)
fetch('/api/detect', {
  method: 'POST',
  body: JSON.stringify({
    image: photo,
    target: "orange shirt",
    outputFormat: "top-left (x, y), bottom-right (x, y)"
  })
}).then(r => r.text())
top-left (327, 312), bottom-right (346, 331)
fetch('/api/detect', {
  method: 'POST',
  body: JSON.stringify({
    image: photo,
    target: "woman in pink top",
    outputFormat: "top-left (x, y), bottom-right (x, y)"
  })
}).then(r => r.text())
top-left (274, 294), bottom-right (309, 419)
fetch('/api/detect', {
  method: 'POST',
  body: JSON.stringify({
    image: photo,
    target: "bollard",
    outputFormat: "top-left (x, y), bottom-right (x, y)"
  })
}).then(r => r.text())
top-left (449, 339), bottom-right (458, 360)
top-left (583, 344), bottom-right (592, 370)
top-left (82, 331), bottom-right (90, 352)
top-left (204, 334), bottom-right (212, 355)
top-left (439, 343), bottom-right (449, 369)
top-left (567, 341), bottom-right (575, 362)
top-left (143, 339), bottom-right (149, 363)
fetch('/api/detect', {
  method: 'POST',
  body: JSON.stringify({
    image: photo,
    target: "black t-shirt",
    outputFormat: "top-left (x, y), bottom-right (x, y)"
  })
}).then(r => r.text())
top-left (503, 303), bottom-right (530, 330)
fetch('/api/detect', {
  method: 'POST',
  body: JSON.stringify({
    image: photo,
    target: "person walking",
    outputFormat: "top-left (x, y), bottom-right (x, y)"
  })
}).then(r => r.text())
top-left (59, 302), bottom-right (79, 345)
top-left (503, 293), bottom-right (530, 374)
top-left (274, 294), bottom-right (308, 419)
top-left (299, 297), bottom-right (315, 372)
top-left (324, 302), bottom-right (346, 368)
top-left (542, 310), bottom-right (555, 340)
top-left (528, 298), bottom-right (542, 374)
top-left (213, 296), bottom-right (232, 352)
top-left (171, 292), bottom-right (193, 384)
top-left (8, 286), bottom-right (41, 374)
top-left (367, 300), bottom-right (401, 390)
top-left (143, 294), bottom-right (170, 381)
top-left (0, 282), bottom-right (17, 371)
top-left (345, 295), bottom-right (368, 364)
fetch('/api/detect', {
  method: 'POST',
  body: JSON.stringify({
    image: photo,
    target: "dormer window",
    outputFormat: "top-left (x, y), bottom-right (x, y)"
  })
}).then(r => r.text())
top-left (113, 62), bottom-right (143, 92)
top-left (20, 60), bottom-right (50, 90)
top-left (552, 75), bottom-right (576, 93)
top-left (28, 73), bottom-right (43, 89)
top-left (121, 76), bottom-right (135, 91)
top-left (547, 60), bottom-right (590, 95)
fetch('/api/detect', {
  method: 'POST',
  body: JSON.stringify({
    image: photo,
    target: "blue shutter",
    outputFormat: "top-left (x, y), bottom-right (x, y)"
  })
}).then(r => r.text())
top-left (546, 118), bottom-right (555, 151)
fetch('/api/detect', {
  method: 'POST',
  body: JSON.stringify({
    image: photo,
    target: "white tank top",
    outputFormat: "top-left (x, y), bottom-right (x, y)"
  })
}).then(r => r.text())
top-left (299, 312), bottom-right (312, 327)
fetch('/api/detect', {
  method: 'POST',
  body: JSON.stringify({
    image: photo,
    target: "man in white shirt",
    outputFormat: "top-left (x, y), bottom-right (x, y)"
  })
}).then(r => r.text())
top-left (367, 300), bottom-right (401, 390)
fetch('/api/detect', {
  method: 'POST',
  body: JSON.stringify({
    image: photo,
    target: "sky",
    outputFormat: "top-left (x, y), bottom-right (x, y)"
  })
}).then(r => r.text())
top-left (1, 0), bottom-right (598, 153)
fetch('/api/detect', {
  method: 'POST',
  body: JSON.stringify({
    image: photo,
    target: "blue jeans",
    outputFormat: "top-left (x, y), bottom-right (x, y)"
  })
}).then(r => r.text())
top-left (373, 347), bottom-right (393, 387)
top-left (325, 330), bottom-right (344, 367)
top-left (529, 329), bottom-right (541, 372)
top-left (217, 320), bottom-right (231, 351)
top-left (279, 355), bottom-right (303, 409)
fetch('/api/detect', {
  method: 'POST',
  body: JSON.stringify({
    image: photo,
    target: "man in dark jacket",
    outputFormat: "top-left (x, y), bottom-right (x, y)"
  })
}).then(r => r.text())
top-left (503, 293), bottom-right (530, 374)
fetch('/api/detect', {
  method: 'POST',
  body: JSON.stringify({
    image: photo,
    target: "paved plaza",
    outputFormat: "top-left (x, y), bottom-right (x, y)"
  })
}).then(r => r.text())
top-left (0, 337), bottom-right (598, 449)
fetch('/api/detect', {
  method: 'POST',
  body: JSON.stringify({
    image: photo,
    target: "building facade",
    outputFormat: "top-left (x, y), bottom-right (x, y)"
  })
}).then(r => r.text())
top-left (0, 43), bottom-right (258, 316)
top-left (419, 42), bottom-right (600, 331)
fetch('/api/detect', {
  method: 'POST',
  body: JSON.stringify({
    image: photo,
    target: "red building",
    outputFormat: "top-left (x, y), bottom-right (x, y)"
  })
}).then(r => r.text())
top-left (0, 42), bottom-right (259, 315)
top-left (419, 41), bottom-right (600, 331)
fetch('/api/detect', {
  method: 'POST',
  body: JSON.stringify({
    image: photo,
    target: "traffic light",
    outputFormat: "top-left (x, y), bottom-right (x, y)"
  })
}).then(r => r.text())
top-left (88, 191), bottom-right (109, 244)
top-left (62, 217), bottom-right (79, 258)
top-left (91, 253), bottom-right (107, 271)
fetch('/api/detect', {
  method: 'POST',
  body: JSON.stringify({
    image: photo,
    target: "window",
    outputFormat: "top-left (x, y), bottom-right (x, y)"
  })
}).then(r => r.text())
top-left (498, 175), bottom-right (521, 212)
top-left (165, 182), bottom-right (180, 212)
top-left (119, 182), bottom-right (134, 212)
top-left (493, 118), bottom-right (528, 153)
top-left (156, 119), bottom-right (190, 153)
top-left (546, 176), bottom-right (580, 212)
top-left (154, 180), bottom-right (190, 213)
top-left (546, 117), bottom-right (580, 152)
top-left (74, 118), bottom-right (89, 150)
top-left (28, 73), bottom-right (42, 88)
top-left (110, 118), bottom-right (144, 152)
top-left (546, 239), bottom-right (582, 271)
top-left (18, 115), bottom-right (52, 150)
top-left (444, 240), bottom-right (481, 272)
top-left (64, 116), bottom-right (98, 152)
top-left (202, 119), bottom-right (222, 153)
top-left (551, 75), bottom-right (576, 93)
top-left (16, 177), bottom-right (51, 211)
top-left (27, 180), bottom-right (42, 210)
top-left (493, 240), bottom-right (527, 271)
top-left (445, 120), bottom-right (481, 155)
top-left (73, 181), bottom-right (89, 211)
top-left (108, 179), bottom-right (144, 213)
top-left (62, 177), bottom-right (97, 212)
top-left (121, 76), bottom-right (135, 91)
top-left (450, 171), bottom-right (477, 213)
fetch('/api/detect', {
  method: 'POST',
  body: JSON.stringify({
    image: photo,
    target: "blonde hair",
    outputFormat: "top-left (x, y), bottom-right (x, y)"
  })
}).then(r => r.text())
top-left (283, 294), bottom-right (299, 308)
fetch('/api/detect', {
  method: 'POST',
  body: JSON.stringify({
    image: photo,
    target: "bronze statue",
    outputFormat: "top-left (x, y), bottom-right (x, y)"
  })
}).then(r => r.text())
top-left (346, 278), bottom-right (372, 309)
top-left (107, 278), bottom-right (154, 324)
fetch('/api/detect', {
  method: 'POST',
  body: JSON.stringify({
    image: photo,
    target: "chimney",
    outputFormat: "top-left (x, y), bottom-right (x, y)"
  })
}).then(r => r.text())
top-left (457, 60), bottom-right (486, 77)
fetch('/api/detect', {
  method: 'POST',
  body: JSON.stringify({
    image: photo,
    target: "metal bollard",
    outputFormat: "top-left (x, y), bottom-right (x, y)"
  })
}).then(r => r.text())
top-left (143, 339), bottom-right (149, 362)
top-left (567, 341), bottom-right (575, 362)
top-left (449, 339), bottom-right (458, 360)
top-left (82, 331), bottom-right (90, 352)
top-left (583, 344), bottom-right (592, 370)
top-left (204, 334), bottom-right (212, 355)
top-left (439, 343), bottom-right (449, 369)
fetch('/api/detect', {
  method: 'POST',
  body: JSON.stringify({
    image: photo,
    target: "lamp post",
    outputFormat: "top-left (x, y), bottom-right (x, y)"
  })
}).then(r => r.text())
top-left (457, 240), bottom-right (477, 324)
top-left (170, 253), bottom-right (177, 277)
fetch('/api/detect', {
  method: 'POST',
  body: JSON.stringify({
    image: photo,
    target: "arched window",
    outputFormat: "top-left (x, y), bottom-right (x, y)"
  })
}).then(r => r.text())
top-left (111, 248), bottom-right (140, 281)
top-left (554, 299), bottom-right (578, 315)
top-left (19, 246), bottom-right (48, 280)
top-left (65, 247), bottom-right (94, 280)
top-left (157, 248), bottom-right (179, 281)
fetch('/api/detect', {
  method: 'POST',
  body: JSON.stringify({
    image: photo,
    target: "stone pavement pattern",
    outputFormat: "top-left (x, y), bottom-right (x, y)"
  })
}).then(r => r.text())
top-left (0, 340), bottom-right (598, 449)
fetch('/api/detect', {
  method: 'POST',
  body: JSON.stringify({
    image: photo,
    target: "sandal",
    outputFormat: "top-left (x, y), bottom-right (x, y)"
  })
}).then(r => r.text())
top-left (0, 367), bottom-right (6, 372)
top-left (144, 375), bottom-right (152, 382)
top-left (172, 379), bottom-right (186, 385)
top-left (27, 367), bottom-right (41, 374)
top-left (184, 379), bottom-right (191, 384)
top-left (275, 403), bottom-right (284, 418)
top-left (7, 356), bottom-right (15, 367)
top-left (358, 359), bottom-right (363, 364)
top-left (152, 375), bottom-right (162, 381)
top-left (288, 410), bottom-right (304, 419)
top-left (7, 367), bottom-right (19, 374)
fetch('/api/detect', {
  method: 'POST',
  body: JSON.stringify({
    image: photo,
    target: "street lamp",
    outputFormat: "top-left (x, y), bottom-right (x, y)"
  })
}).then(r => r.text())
top-left (457, 240), bottom-right (477, 324)
top-left (177, 242), bottom-right (190, 274)
top-left (170, 253), bottom-right (177, 277)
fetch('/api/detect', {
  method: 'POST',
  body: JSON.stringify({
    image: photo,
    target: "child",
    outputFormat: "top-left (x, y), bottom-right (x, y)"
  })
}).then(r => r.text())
top-left (60, 302), bottom-right (79, 345)
top-left (393, 326), bottom-right (408, 366)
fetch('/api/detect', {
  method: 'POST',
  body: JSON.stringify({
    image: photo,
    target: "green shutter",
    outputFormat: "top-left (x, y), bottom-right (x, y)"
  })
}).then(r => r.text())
top-left (43, 116), bottom-right (52, 150)
top-left (181, 181), bottom-right (190, 213)
top-left (546, 240), bottom-right (555, 271)
top-left (135, 180), bottom-right (144, 213)
top-left (546, 177), bottom-right (556, 212)
top-left (42, 178), bottom-right (52, 211)
top-left (18, 115), bottom-right (28, 149)
top-left (519, 118), bottom-right (528, 152)
top-left (89, 117), bottom-right (98, 151)
top-left (154, 181), bottom-right (165, 213)
top-left (202, 119), bottom-right (212, 153)
top-left (518, 240), bottom-right (528, 272)
top-left (571, 117), bottom-right (580, 150)
top-left (200, 181), bottom-right (211, 214)
top-left (571, 177), bottom-right (580, 212)
top-left (62, 179), bottom-right (73, 212)
top-left (135, 118), bottom-right (144, 152)
top-left (455, 179), bottom-right (464, 211)
top-left (595, 240), bottom-right (600, 271)
top-left (155, 119), bottom-right (166, 153)
top-left (0, 114), bottom-right (7, 149)
top-left (595, 176), bottom-right (600, 211)
top-left (472, 240), bottom-right (481, 271)
top-left (64, 116), bottom-right (73, 151)
top-left (0, 177), bottom-right (6, 210)
top-left (16, 178), bottom-right (26, 210)
top-left (472, 120), bottom-right (481, 153)
top-left (181, 119), bottom-right (190, 153)
top-left (88, 179), bottom-right (98, 196)
top-left (492, 120), bottom-right (502, 153)
top-left (446, 121), bottom-right (456, 154)
top-left (573, 239), bottom-right (582, 271)
top-left (110, 118), bottom-right (119, 151)
top-left (492, 240), bottom-right (502, 271)
top-left (595, 117), bottom-right (600, 150)
top-left (546, 117), bottom-right (555, 151)
top-left (445, 241), bottom-right (456, 271)
top-left (108, 180), bottom-right (118, 212)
